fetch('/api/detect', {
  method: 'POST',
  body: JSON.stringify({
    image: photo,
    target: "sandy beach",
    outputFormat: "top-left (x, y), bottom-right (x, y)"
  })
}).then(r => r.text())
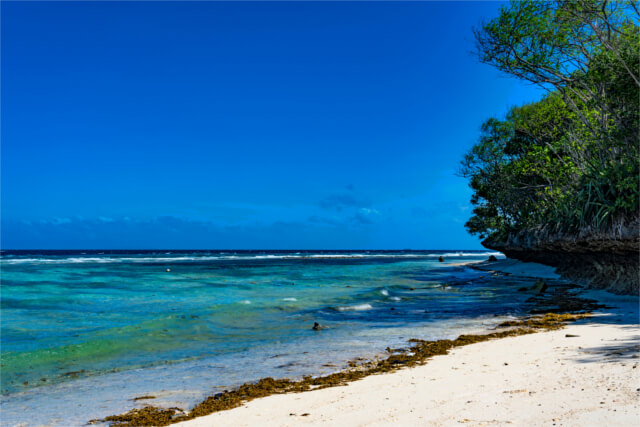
top-left (176, 261), bottom-right (639, 427)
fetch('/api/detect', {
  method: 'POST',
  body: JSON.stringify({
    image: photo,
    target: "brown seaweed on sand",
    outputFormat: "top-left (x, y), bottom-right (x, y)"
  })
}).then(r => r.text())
top-left (93, 312), bottom-right (588, 427)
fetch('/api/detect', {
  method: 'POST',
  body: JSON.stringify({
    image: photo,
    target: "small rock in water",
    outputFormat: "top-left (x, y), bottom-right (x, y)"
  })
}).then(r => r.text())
top-left (438, 256), bottom-right (444, 262)
top-left (517, 287), bottom-right (528, 292)
top-left (532, 279), bottom-right (548, 294)
top-left (565, 334), bottom-right (580, 338)
top-left (312, 322), bottom-right (326, 331)
top-left (488, 255), bottom-right (498, 262)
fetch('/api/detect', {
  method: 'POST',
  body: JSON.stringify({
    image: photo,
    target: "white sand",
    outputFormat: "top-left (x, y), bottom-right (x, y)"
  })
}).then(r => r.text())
top-left (177, 262), bottom-right (639, 427)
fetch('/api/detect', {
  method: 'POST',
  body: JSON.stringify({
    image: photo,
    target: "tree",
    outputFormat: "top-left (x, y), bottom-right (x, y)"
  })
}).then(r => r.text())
top-left (462, 0), bottom-right (639, 239)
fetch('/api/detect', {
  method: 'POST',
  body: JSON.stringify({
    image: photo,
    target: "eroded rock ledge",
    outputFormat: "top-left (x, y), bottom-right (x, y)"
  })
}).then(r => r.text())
top-left (483, 219), bottom-right (640, 295)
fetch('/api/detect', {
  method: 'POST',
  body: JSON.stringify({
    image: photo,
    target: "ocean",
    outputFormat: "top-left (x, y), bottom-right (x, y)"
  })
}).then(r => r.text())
top-left (0, 250), bottom-right (543, 426)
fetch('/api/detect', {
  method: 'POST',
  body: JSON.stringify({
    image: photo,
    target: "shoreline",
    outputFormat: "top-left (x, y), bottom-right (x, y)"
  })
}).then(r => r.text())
top-left (177, 296), bottom-right (638, 427)
top-left (0, 253), bottom-right (524, 426)
top-left (96, 259), bottom-right (640, 426)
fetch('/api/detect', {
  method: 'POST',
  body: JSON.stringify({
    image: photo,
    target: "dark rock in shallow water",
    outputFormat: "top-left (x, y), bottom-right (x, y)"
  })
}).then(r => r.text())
top-left (532, 279), bottom-right (548, 294)
top-left (488, 255), bottom-right (498, 262)
top-left (438, 256), bottom-right (444, 262)
top-left (312, 322), bottom-right (327, 331)
top-left (517, 287), bottom-right (528, 292)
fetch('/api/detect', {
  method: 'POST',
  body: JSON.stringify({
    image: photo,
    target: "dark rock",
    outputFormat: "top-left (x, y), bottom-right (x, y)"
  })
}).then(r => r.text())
top-left (312, 322), bottom-right (326, 331)
top-left (565, 334), bottom-right (580, 338)
top-left (532, 279), bottom-right (548, 294)
top-left (517, 287), bottom-right (528, 292)
top-left (438, 256), bottom-right (444, 262)
top-left (488, 255), bottom-right (498, 262)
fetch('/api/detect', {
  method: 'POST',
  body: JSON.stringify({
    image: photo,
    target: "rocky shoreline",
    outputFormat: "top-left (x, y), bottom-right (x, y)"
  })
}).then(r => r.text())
top-left (482, 220), bottom-right (639, 295)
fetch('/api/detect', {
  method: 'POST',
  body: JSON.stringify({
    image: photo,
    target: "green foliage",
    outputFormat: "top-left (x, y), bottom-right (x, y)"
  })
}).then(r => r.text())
top-left (462, 0), bottom-right (639, 240)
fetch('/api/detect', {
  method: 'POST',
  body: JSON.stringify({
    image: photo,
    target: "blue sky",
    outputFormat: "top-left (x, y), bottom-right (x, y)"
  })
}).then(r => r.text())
top-left (1, 1), bottom-right (543, 249)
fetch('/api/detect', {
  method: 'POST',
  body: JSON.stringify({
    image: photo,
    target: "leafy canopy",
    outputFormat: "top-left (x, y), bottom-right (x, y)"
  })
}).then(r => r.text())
top-left (462, 0), bottom-right (639, 240)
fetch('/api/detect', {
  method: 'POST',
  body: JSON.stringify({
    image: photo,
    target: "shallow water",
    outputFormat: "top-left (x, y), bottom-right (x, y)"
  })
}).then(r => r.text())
top-left (0, 250), bottom-right (543, 426)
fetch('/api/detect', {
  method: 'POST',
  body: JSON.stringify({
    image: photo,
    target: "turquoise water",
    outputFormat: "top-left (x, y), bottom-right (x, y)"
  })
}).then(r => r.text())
top-left (0, 250), bottom-right (540, 426)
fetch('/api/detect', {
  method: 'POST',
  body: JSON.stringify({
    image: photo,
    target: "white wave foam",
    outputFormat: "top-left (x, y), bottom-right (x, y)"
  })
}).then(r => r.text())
top-left (240, 300), bottom-right (251, 304)
top-left (390, 296), bottom-right (401, 302)
top-left (282, 297), bottom-right (297, 302)
top-left (380, 289), bottom-right (389, 296)
top-left (0, 252), bottom-right (503, 265)
top-left (337, 303), bottom-right (373, 311)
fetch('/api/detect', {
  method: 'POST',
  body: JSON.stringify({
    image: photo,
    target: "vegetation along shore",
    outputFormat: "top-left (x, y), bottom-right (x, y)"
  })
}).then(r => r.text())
top-left (460, 0), bottom-right (639, 294)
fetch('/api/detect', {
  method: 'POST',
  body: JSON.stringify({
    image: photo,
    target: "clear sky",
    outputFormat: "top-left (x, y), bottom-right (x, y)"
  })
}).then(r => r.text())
top-left (1, 1), bottom-right (543, 250)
